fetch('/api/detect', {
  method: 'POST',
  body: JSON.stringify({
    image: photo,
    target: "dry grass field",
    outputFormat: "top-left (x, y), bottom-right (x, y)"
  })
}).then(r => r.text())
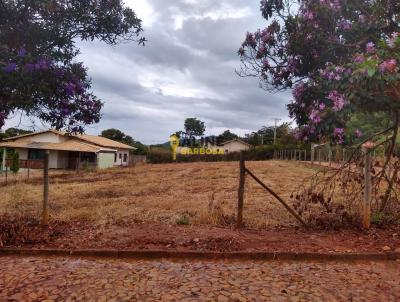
top-left (0, 161), bottom-right (316, 229)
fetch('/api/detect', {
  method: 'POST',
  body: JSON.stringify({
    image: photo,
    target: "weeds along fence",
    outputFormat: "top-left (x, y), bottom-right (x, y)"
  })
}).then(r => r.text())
top-left (147, 146), bottom-right (306, 164)
top-left (276, 149), bottom-right (308, 161)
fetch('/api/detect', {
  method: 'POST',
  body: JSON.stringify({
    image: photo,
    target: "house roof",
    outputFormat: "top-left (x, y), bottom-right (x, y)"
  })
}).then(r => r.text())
top-left (220, 139), bottom-right (251, 147)
top-left (0, 140), bottom-right (116, 153)
top-left (4, 129), bottom-right (136, 150)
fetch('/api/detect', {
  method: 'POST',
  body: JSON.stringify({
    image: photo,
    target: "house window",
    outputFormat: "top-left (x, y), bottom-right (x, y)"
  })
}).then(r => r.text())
top-left (28, 149), bottom-right (45, 160)
top-left (114, 153), bottom-right (117, 162)
top-left (123, 153), bottom-right (127, 162)
top-left (119, 153), bottom-right (122, 159)
top-left (225, 149), bottom-right (229, 153)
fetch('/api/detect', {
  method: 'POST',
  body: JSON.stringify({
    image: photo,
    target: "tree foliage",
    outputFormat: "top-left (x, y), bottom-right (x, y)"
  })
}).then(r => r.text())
top-left (0, 0), bottom-right (144, 132)
top-left (100, 128), bottom-right (147, 155)
top-left (10, 151), bottom-right (19, 174)
top-left (184, 118), bottom-right (205, 138)
top-left (216, 130), bottom-right (239, 143)
top-left (238, 0), bottom-right (400, 144)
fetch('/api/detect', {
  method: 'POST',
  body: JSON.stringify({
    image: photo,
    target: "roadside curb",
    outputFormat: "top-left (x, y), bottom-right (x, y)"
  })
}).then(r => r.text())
top-left (1, 248), bottom-right (399, 262)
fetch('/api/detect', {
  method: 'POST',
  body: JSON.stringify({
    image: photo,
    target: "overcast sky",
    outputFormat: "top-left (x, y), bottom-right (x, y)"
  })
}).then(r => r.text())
top-left (6, 0), bottom-right (292, 144)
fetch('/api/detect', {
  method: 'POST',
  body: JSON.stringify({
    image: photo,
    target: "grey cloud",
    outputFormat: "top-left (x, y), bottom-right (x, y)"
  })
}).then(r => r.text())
top-left (73, 0), bottom-right (292, 144)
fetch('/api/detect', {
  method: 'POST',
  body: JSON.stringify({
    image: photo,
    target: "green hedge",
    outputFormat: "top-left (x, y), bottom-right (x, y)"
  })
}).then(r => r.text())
top-left (147, 145), bottom-right (303, 164)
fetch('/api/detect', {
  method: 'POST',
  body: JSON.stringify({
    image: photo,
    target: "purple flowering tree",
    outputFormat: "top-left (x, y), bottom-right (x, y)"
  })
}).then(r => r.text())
top-left (239, 0), bottom-right (400, 225)
top-left (238, 0), bottom-right (400, 144)
top-left (0, 0), bottom-right (145, 132)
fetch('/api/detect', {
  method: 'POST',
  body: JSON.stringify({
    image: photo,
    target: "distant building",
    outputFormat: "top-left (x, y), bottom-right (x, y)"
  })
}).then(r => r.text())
top-left (0, 129), bottom-right (135, 170)
top-left (207, 138), bottom-right (251, 153)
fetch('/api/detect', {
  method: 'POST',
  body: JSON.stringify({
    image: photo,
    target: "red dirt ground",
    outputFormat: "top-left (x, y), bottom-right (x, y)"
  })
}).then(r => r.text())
top-left (5, 222), bottom-right (400, 254)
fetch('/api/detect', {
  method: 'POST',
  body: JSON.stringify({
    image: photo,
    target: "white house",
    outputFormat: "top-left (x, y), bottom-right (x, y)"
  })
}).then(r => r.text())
top-left (219, 139), bottom-right (251, 153)
top-left (0, 129), bottom-right (135, 170)
top-left (207, 138), bottom-right (251, 153)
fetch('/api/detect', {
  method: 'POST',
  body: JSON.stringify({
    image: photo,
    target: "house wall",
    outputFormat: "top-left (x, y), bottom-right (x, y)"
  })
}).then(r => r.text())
top-left (57, 151), bottom-right (68, 169)
top-left (98, 152), bottom-right (115, 169)
top-left (114, 149), bottom-right (130, 167)
top-left (223, 141), bottom-right (250, 153)
top-left (16, 132), bottom-right (67, 143)
top-left (16, 148), bottom-right (28, 160)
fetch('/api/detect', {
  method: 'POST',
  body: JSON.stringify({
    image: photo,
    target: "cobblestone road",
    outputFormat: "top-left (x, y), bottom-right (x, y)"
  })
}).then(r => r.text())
top-left (1, 256), bottom-right (399, 301)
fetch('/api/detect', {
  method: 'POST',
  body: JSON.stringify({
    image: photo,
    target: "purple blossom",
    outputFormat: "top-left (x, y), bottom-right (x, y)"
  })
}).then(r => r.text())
top-left (354, 55), bottom-right (365, 64)
top-left (328, 90), bottom-right (346, 111)
top-left (3, 62), bottom-right (17, 73)
top-left (293, 82), bottom-right (306, 101)
top-left (63, 82), bottom-right (76, 96)
top-left (366, 42), bottom-right (375, 53)
top-left (319, 103), bottom-right (326, 110)
top-left (303, 10), bottom-right (314, 20)
top-left (18, 48), bottom-right (27, 57)
top-left (333, 128), bottom-right (345, 144)
top-left (355, 129), bottom-right (362, 138)
top-left (54, 69), bottom-right (65, 79)
top-left (379, 59), bottom-right (397, 73)
top-left (24, 63), bottom-right (35, 73)
top-left (333, 128), bottom-right (344, 136)
top-left (339, 20), bottom-right (352, 31)
top-left (310, 109), bottom-right (321, 124)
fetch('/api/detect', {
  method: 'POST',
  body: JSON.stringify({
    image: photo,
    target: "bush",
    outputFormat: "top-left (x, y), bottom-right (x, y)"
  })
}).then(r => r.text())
top-left (176, 214), bottom-right (190, 225)
top-left (147, 147), bottom-right (173, 164)
top-left (10, 152), bottom-right (20, 174)
top-left (147, 145), bottom-right (296, 164)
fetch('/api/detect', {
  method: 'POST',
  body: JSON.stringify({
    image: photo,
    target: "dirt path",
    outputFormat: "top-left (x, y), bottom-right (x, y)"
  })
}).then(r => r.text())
top-left (1, 256), bottom-right (400, 301)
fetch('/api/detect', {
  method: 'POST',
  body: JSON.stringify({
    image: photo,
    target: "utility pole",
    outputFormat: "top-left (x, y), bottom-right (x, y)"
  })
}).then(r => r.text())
top-left (273, 118), bottom-right (281, 145)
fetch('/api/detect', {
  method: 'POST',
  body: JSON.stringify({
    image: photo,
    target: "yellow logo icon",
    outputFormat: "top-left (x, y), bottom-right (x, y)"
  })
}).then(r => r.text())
top-left (169, 134), bottom-right (180, 161)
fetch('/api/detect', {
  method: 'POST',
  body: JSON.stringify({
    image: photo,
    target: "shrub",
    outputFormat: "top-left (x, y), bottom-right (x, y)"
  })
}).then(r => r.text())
top-left (175, 214), bottom-right (190, 225)
top-left (10, 152), bottom-right (20, 174)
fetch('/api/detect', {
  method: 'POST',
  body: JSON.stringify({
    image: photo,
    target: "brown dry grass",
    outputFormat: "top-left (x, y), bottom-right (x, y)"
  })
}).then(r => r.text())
top-left (0, 161), bottom-right (316, 229)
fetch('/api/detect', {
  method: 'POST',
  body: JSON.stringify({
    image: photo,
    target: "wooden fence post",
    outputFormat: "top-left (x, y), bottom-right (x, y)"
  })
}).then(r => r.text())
top-left (362, 143), bottom-right (373, 229)
top-left (237, 151), bottom-right (245, 228)
top-left (42, 150), bottom-right (50, 225)
top-left (311, 144), bottom-right (315, 164)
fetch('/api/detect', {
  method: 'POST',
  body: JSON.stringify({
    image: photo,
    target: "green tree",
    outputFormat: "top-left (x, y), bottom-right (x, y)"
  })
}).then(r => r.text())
top-left (184, 118), bottom-right (205, 138)
top-left (1, 0), bottom-right (144, 132)
top-left (216, 130), bottom-right (239, 143)
top-left (100, 128), bottom-right (147, 155)
top-left (4, 128), bottom-right (33, 138)
top-left (10, 151), bottom-right (19, 174)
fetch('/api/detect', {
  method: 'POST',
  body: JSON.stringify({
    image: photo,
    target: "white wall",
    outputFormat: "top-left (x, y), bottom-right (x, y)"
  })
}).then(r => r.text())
top-left (16, 148), bottom-right (28, 160)
top-left (223, 141), bottom-right (250, 153)
top-left (98, 152), bottom-right (115, 169)
top-left (114, 149), bottom-right (129, 166)
top-left (17, 132), bottom-right (67, 143)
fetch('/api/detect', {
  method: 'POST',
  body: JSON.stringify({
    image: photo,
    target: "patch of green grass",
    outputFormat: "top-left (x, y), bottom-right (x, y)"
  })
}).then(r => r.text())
top-left (175, 214), bottom-right (189, 225)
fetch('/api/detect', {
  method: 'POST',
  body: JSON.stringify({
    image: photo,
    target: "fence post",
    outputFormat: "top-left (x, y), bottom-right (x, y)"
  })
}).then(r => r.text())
top-left (362, 143), bottom-right (374, 229)
top-left (42, 150), bottom-right (50, 225)
top-left (237, 151), bottom-right (245, 228)
top-left (311, 144), bottom-right (315, 164)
